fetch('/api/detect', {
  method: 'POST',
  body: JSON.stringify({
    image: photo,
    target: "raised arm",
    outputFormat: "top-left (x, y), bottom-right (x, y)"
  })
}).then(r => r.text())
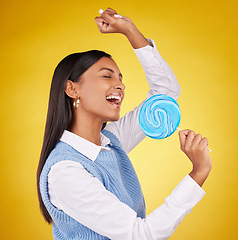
top-left (96, 8), bottom-right (181, 153)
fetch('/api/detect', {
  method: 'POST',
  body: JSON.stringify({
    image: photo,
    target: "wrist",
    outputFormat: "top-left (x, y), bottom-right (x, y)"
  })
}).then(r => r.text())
top-left (189, 167), bottom-right (211, 187)
top-left (123, 21), bottom-right (137, 38)
top-left (123, 23), bottom-right (150, 49)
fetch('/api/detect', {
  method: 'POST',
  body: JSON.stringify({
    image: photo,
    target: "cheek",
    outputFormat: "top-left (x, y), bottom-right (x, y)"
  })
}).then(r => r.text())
top-left (80, 82), bottom-right (108, 106)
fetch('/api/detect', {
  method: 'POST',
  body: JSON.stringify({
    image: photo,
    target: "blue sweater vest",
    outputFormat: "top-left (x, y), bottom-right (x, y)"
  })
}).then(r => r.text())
top-left (40, 130), bottom-right (146, 240)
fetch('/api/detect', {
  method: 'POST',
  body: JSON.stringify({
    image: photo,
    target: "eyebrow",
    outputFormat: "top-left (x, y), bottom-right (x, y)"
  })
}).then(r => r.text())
top-left (99, 68), bottom-right (123, 78)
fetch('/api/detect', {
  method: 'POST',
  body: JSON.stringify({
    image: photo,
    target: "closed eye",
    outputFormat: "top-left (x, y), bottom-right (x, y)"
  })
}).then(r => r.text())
top-left (99, 68), bottom-right (123, 81)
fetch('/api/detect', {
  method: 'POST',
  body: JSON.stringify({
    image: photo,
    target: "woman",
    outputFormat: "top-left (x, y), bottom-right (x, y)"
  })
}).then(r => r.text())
top-left (37, 8), bottom-right (212, 240)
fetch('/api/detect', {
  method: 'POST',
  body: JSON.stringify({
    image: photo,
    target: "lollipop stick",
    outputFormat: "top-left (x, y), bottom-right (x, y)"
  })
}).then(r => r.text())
top-left (176, 128), bottom-right (212, 152)
top-left (99, 9), bottom-right (123, 18)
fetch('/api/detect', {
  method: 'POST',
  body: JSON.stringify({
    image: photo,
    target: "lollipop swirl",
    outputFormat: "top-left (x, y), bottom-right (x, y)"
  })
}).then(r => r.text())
top-left (139, 94), bottom-right (181, 139)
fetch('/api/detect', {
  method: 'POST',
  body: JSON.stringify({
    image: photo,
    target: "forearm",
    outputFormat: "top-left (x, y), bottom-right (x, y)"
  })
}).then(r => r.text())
top-left (143, 175), bottom-right (205, 239)
top-left (49, 163), bottom-right (205, 240)
top-left (124, 22), bottom-right (151, 49)
top-left (189, 167), bottom-right (211, 187)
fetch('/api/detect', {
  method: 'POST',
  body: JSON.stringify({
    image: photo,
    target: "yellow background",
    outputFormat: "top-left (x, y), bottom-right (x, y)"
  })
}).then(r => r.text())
top-left (1, 0), bottom-right (237, 239)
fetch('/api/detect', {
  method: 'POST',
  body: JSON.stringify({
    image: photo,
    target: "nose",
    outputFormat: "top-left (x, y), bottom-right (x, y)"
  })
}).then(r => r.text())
top-left (113, 80), bottom-right (125, 91)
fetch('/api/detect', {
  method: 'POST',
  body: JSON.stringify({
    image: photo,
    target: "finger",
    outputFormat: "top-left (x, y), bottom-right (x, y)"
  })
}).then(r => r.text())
top-left (99, 8), bottom-right (117, 16)
top-left (101, 11), bottom-right (116, 24)
top-left (184, 130), bottom-right (196, 150)
top-left (95, 17), bottom-right (110, 33)
top-left (179, 129), bottom-right (191, 142)
top-left (95, 17), bottom-right (104, 24)
top-left (105, 7), bottom-right (117, 14)
top-left (95, 17), bottom-right (104, 31)
top-left (199, 137), bottom-right (209, 150)
top-left (179, 129), bottom-right (191, 150)
top-left (191, 134), bottom-right (202, 149)
top-left (105, 8), bottom-right (123, 18)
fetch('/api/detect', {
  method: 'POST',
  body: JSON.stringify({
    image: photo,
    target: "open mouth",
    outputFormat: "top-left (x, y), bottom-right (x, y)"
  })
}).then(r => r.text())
top-left (106, 93), bottom-right (122, 107)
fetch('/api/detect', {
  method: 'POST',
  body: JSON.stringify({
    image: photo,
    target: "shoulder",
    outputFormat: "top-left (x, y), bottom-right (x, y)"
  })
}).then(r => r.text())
top-left (41, 141), bottom-right (86, 175)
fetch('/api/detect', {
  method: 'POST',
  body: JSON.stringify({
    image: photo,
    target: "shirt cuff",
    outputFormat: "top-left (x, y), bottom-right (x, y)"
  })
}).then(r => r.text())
top-left (169, 175), bottom-right (206, 211)
top-left (133, 38), bottom-right (164, 69)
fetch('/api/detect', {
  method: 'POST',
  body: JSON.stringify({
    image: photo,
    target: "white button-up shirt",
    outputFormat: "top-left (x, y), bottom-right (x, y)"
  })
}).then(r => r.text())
top-left (48, 39), bottom-right (205, 240)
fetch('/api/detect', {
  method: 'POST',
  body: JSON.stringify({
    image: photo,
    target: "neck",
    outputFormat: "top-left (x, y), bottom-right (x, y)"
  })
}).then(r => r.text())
top-left (69, 112), bottom-right (103, 146)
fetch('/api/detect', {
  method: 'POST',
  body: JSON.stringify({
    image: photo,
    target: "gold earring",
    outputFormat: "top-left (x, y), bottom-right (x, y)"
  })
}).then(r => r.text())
top-left (73, 97), bottom-right (80, 109)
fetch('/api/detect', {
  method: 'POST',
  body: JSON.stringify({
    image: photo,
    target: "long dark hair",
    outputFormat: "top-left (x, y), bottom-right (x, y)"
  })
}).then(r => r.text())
top-left (37, 50), bottom-right (112, 224)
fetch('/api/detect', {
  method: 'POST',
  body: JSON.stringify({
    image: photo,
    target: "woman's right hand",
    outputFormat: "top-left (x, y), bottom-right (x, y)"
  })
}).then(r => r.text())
top-left (178, 129), bottom-right (212, 187)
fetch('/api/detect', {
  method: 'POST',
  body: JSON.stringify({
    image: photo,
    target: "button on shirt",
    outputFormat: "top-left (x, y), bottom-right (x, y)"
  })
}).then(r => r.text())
top-left (48, 39), bottom-right (205, 240)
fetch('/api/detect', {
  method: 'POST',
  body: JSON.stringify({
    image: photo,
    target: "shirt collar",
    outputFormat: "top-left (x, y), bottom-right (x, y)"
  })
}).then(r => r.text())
top-left (60, 130), bottom-right (111, 162)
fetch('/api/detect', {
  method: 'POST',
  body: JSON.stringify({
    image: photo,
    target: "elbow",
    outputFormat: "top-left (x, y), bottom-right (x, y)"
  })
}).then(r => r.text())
top-left (170, 79), bottom-right (181, 101)
top-left (174, 84), bottom-right (181, 100)
top-left (168, 82), bottom-right (181, 101)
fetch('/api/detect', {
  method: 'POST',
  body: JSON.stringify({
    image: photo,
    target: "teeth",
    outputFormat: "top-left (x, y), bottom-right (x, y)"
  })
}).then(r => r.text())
top-left (106, 96), bottom-right (121, 100)
top-left (106, 95), bottom-right (122, 102)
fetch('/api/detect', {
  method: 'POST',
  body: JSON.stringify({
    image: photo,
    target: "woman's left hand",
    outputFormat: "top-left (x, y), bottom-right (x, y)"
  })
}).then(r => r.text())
top-left (95, 8), bottom-right (134, 36)
top-left (95, 8), bottom-right (150, 49)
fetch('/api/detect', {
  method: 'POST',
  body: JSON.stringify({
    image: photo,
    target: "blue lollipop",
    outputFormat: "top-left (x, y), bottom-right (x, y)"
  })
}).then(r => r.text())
top-left (139, 94), bottom-right (181, 139)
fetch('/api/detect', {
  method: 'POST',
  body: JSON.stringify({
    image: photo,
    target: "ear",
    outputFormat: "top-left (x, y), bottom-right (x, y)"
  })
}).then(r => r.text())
top-left (65, 80), bottom-right (79, 98)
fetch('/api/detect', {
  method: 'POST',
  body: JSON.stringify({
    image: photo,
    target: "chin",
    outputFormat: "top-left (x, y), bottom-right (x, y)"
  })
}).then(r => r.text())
top-left (107, 114), bottom-right (120, 122)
